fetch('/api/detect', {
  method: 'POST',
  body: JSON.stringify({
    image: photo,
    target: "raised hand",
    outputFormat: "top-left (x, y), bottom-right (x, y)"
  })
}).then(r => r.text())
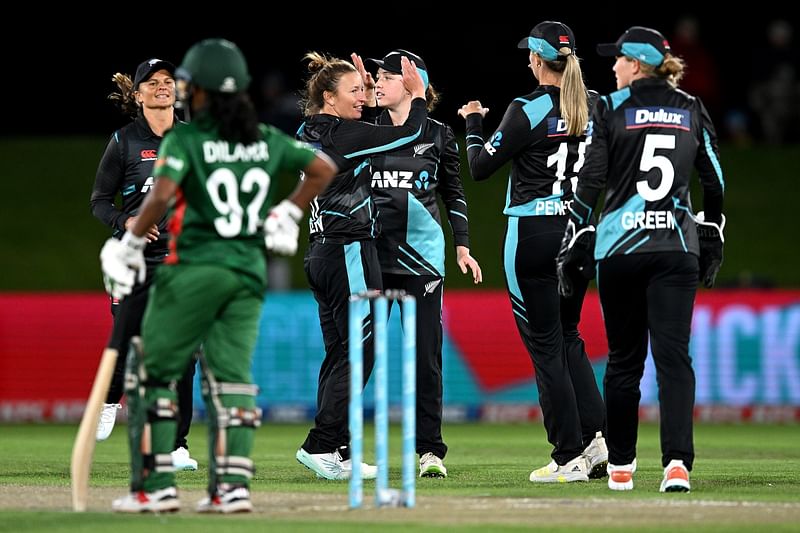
top-left (458, 100), bottom-right (489, 119)
top-left (350, 53), bottom-right (375, 91)
top-left (400, 56), bottom-right (425, 99)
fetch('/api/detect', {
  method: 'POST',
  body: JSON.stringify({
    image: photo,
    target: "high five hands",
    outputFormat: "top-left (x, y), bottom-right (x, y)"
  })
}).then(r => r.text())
top-left (351, 53), bottom-right (425, 102)
top-left (351, 53), bottom-right (376, 107)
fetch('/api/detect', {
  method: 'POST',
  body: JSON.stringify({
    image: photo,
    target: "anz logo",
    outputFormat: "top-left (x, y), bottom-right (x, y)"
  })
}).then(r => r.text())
top-left (372, 170), bottom-right (414, 189)
top-left (484, 131), bottom-right (503, 155)
top-left (141, 176), bottom-right (155, 193)
top-left (415, 171), bottom-right (431, 190)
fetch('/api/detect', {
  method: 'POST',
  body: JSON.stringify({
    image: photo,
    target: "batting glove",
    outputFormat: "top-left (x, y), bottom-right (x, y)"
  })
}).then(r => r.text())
top-left (100, 232), bottom-right (147, 299)
top-left (695, 211), bottom-right (726, 288)
top-left (264, 200), bottom-right (303, 256)
top-left (556, 220), bottom-right (597, 298)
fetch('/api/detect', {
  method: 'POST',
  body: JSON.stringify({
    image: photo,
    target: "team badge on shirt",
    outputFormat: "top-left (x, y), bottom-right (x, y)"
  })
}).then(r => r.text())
top-left (413, 143), bottom-right (435, 157)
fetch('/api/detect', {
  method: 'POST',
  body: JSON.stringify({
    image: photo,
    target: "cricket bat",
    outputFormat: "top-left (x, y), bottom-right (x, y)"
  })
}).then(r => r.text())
top-left (70, 348), bottom-right (118, 512)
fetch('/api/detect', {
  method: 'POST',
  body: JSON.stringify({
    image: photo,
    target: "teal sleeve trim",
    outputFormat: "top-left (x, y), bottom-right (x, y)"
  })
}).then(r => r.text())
top-left (703, 128), bottom-right (725, 192)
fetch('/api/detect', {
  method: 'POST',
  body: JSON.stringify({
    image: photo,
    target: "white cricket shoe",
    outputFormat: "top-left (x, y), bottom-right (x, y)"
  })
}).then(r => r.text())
top-left (96, 403), bottom-right (121, 441)
top-left (529, 455), bottom-right (589, 483)
top-left (607, 459), bottom-right (637, 491)
top-left (296, 448), bottom-right (377, 480)
top-left (112, 487), bottom-right (180, 513)
top-left (582, 431), bottom-right (609, 479)
top-left (171, 446), bottom-right (198, 471)
top-left (197, 483), bottom-right (252, 513)
top-left (340, 457), bottom-right (378, 480)
top-left (659, 459), bottom-right (691, 493)
top-left (419, 452), bottom-right (447, 478)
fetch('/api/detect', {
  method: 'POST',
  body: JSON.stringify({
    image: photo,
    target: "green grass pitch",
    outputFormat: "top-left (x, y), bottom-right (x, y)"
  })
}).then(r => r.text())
top-left (1, 422), bottom-right (798, 531)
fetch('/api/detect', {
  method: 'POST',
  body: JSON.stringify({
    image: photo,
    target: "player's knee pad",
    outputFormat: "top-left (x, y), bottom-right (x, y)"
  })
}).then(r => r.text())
top-left (143, 387), bottom-right (178, 475)
top-left (125, 337), bottom-right (178, 487)
top-left (201, 368), bottom-right (261, 484)
top-left (124, 338), bottom-right (147, 489)
top-left (124, 336), bottom-right (145, 398)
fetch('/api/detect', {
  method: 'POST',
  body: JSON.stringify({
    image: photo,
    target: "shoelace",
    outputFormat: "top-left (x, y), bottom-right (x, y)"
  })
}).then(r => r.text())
top-left (101, 404), bottom-right (121, 422)
top-left (421, 453), bottom-right (440, 464)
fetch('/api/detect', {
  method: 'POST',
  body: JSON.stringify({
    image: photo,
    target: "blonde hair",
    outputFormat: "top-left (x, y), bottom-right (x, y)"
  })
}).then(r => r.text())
top-left (543, 48), bottom-right (588, 137)
top-left (107, 72), bottom-right (139, 117)
top-left (300, 52), bottom-right (357, 116)
top-left (637, 53), bottom-right (686, 87)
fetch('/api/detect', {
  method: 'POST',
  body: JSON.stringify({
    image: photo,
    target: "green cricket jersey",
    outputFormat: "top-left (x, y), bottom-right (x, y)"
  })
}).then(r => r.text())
top-left (155, 114), bottom-right (316, 293)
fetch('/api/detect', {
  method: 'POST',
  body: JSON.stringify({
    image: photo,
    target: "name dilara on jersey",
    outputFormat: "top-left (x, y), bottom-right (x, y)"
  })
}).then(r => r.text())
top-left (202, 140), bottom-right (271, 163)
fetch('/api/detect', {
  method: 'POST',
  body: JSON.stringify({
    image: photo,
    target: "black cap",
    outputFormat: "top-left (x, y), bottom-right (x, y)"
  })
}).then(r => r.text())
top-left (366, 49), bottom-right (429, 88)
top-left (516, 21), bottom-right (575, 61)
top-left (367, 49), bottom-right (427, 73)
top-left (596, 26), bottom-right (671, 67)
top-left (133, 58), bottom-right (176, 88)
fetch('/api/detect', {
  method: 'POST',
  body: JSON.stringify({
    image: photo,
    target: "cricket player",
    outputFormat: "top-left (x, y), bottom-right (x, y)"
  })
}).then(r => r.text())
top-left (101, 38), bottom-right (335, 513)
top-left (557, 26), bottom-right (725, 492)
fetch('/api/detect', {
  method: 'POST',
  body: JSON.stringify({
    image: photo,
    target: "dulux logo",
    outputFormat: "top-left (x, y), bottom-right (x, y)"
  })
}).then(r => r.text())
top-left (547, 117), bottom-right (568, 137)
top-left (547, 118), bottom-right (592, 137)
top-left (625, 107), bottom-right (690, 131)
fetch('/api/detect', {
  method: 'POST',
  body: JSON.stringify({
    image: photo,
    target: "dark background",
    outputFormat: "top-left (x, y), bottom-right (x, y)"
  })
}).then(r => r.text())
top-left (2, 14), bottom-right (798, 290)
top-left (3, 14), bottom-right (791, 138)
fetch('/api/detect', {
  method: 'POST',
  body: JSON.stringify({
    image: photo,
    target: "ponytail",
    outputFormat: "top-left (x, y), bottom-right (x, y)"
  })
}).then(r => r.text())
top-left (107, 72), bottom-right (139, 118)
top-left (301, 51), bottom-right (357, 116)
top-left (639, 54), bottom-right (686, 88)
top-left (554, 50), bottom-right (588, 136)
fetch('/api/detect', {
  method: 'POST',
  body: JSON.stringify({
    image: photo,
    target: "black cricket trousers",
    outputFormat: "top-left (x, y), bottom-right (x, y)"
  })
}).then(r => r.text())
top-left (504, 215), bottom-right (605, 465)
top-left (302, 239), bottom-right (383, 456)
top-left (598, 252), bottom-right (698, 470)
top-left (382, 272), bottom-right (447, 459)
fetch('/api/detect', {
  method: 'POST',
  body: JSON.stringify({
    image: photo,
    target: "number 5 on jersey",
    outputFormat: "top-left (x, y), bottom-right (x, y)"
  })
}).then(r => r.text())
top-left (637, 134), bottom-right (675, 202)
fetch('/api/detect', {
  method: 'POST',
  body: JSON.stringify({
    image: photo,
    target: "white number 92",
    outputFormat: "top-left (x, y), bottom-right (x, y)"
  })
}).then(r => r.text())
top-left (206, 168), bottom-right (270, 238)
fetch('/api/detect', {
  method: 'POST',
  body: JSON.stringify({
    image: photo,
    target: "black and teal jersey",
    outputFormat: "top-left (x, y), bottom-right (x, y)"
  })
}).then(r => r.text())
top-left (573, 78), bottom-right (724, 260)
top-left (91, 114), bottom-right (180, 262)
top-left (298, 98), bottom-right (427, 244)
top-left (369, 113), bottom-right (469, 276)
top-left (464, 86), bottom-right (595, 217)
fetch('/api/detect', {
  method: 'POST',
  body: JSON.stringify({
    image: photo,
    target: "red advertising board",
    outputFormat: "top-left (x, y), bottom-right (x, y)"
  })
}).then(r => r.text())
top-left (0, 293), bottom-right (111, 420)
top-left (1, 290), bottom-right (798, 421)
